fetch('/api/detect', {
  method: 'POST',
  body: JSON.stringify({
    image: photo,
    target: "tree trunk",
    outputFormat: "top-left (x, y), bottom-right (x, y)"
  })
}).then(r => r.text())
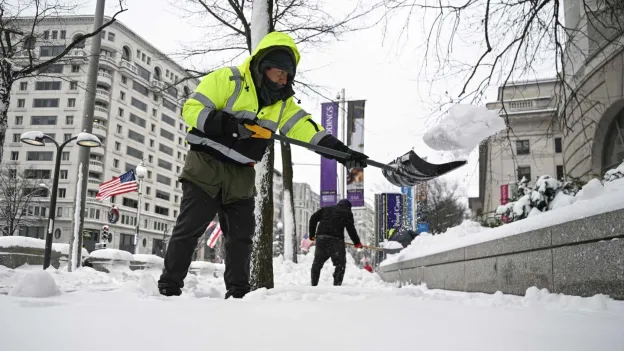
top-left (281, 141), bottom-right (298, 263)
top-left (251, 144), bottom-right (275, 289)
top-left (0, 76), bottom-right (12, 165)
top-left (249, 0), bottom-right (275, 290)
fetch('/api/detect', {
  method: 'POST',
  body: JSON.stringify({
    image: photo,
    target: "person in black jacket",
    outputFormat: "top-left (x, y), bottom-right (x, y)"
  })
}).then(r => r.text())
top-left (309, 199), bottom-right (363, 286)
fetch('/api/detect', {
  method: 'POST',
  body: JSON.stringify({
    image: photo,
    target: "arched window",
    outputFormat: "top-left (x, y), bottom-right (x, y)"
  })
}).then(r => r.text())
top-left (183, 86), bottom-right (191, 98)
top-left (73, 34), bottom-right (85, 49)
top-left (602, 107), bottom-right (624, 173)
top-left (154, 67), bottom-right (162, 80)
top-left (122, 46), bottom-right (131, 61)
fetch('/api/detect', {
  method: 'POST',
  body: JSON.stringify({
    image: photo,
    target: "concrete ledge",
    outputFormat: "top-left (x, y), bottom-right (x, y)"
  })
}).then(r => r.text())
top-left (378, 208), bottom-right (624, 300)
top-left (0, 247), bottom-right (61, 269)
top-left (551, 209), bottom-right (624, 245)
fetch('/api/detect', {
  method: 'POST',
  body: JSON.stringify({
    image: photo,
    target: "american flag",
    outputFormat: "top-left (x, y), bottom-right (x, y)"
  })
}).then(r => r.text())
top-left (96, 169), bottom-right (138, 201)
top-left (207, 221), bottom-right (222, 248)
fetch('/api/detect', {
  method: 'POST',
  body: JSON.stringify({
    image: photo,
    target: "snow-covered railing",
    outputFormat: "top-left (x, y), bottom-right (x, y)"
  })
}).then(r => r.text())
top-left (0, 237), bottom-right (62, 269)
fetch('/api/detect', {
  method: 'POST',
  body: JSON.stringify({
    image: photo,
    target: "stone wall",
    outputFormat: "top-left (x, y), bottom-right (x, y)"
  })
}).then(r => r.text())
top-left (0, 247), bottom-right (61, 269)
top-left (378, 209), bottom-right (624, 300)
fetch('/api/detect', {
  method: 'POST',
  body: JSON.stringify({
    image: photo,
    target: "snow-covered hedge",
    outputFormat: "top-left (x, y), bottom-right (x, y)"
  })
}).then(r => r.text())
top-left (495, 161), bottom-right (624, 224)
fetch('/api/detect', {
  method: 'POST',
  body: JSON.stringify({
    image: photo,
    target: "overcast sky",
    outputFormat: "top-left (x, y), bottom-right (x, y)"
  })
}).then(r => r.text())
top-left (69, 0), bottom-right (537, 205)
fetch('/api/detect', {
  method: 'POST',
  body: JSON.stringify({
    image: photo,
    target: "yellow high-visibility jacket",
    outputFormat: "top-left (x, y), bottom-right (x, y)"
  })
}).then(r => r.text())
top-left (182, 32), bottom-right (329, 165)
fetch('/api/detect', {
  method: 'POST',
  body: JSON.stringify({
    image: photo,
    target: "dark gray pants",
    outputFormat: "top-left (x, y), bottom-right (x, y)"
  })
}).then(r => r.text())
top-left (311, 236), bottom-right (346, 286)
top-left (158, 181), bottom-right (255, 298)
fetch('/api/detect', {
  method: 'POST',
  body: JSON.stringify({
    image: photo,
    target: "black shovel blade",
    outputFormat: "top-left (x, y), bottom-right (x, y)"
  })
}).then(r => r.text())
top-left (381, 150), bottom-right (467, 187)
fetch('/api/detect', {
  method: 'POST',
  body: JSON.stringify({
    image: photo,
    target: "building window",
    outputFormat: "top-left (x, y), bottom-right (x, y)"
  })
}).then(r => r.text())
top-left (516, 140), bottom-right (530, 155)
top-left (129, 113), bottom-right (146, 128)
top-left (161, 113), bottom-right (175, 126)
top-left (159, 144), bottom-right (173, 156)
top-left (31, 116), bottom-right (57, 125)
top-left (70, 81), bottom-right (78, 90)
top-left (39, 45), bottom-right (65, 57)
top-left (10, 151), bottom-right (18, 160)
top-left (64, 133), bottom-right (72, 141)
top-left (52, 31), bottom-right (58, 39)
top-left (156, 174), bottom-right (171, 185)
top-left (116, 125), bottom-right (123, 134)
top-left (555, 138), bottom-right (562, 153)
top-left (125, 163), bottom-right (136, 172)
top-left (71, 65), bottom-right (80, 73)
top-left (39, 65), bottom-right (63, 74)
top-left (145, 203), bottom-right (150, 211)
top-left (35, 81), bottom-right (61, 90)
top-left (121, 76), bottom-right (127, 84)
top-left (68, 98), bottom-right (76, 107)
top-left (60, 30), bottom-right (66, 39)
top-left (123, 197), bottom-right (138, 208)
top-left (113, 159), bottom-right (120, 168)
top-left (149, 139), bottom-right (155, 148)
top-left (115, 142), bottom-right (121, 151)
top-left (108, 32), bottom-right (115, 42)
top-left (131, 97), bottom-right (147, 112)
top-left (160, 128), bottom-right (174, 141)
top-left (43, 30), bottom-right (49, 39)
top-left (15, 116), bottom-right (23, 125)
top-left (158, 159), bottom-right (172, 171)
top-left (154, 205), bottom-right (169, 216)
top-left (66, 116), bottom-right (74, 125)
top-left (60, 170), bottom-right (68, 179)
top-left (156, 190), bottom-right (170, 201)
top-left (163, 99), bottom-right (176, 112)
top-left (126, 146), bottom-right (144, 160)
top-left (26, 151), bottom-right (53, 161)
top-left (61, 152), bottom-right (70, 161)
top-left (33, 98), bottom-right (59, 108)
top-left (119, 107), bottom-right (125, 117)
top-left (148, 155), bottom-right (154, 163)
top-left (58, 188), bottom-right (66, 198)
top-left (146, 187), bottom-right (151, 195)
top-left (17, 99), bottom-right (25, 108)
top-left (120, 91), bottom-right (126, 100)
top-left (517, 166), bottom-right (531, 182)
top-left (19, 82), bottom-right (28, 90)
top-left (133, 81), bottom-right (149, 96)
top-left (128, 129), bottom-right (145, 143)
top-left (556, 165), bottom-right (564, 180)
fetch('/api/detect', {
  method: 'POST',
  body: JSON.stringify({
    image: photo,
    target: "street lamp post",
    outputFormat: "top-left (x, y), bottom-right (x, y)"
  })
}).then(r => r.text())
top-left (20, 131), bottom-right (102, 270)
top-left (134, 161), bottom-right (147, 255)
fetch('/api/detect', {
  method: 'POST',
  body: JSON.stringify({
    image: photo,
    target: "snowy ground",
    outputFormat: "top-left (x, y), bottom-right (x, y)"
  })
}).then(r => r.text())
top-left (1, 250), bottom-right (623, 351)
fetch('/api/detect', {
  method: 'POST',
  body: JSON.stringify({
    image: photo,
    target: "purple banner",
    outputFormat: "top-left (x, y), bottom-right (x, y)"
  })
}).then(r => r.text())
top-left (385, 193), bottom-right (403, 231)
top-left (320, 102), bottom-right (339, 207)
top-left (346, 100), bottom-right (366, 207)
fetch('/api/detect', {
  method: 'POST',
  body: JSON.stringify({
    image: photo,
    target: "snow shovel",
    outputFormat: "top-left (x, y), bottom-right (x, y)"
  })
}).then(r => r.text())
top-left (249, 125), bottom-right (468, 186)
top-left (345, 242), bottom-right (384, 251)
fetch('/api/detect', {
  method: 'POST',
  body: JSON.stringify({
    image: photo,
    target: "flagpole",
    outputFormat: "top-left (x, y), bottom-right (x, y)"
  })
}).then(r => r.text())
top-left (134, 161), bottom-right (147, 255)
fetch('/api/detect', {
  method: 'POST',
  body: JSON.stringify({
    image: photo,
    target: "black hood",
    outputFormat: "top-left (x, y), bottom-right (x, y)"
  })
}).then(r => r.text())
top-left (250, 46), bottom-right (296, 108)
top-left (337, 199), bottom-right (352, 209)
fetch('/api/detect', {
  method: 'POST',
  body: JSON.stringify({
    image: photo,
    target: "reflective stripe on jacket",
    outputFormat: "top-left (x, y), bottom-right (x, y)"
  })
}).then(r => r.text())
top-left (182, 32), bottom-right (329, 165)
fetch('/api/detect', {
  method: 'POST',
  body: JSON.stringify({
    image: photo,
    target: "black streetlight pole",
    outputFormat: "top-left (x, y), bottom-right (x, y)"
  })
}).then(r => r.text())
top-left (20, 131), bottom-right (101, 270)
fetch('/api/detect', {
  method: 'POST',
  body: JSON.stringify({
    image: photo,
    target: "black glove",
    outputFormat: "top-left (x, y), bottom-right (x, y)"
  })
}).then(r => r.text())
top-left (317, 135), bottom-right (368, 168)
top-left (223, 115), bottom-right (255, 140)
top-left (343, 149), bottom-right (368, 169)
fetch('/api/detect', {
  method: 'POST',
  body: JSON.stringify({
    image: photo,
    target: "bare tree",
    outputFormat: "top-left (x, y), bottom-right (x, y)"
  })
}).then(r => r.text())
top-left (382, 0), bottom-right (624, 133)
top-left (0, 162), bottom-right (49, 236)
top-left (0, 0), bottom-right (127, 163)
top-left (424, 178), bottom-right (468, 234)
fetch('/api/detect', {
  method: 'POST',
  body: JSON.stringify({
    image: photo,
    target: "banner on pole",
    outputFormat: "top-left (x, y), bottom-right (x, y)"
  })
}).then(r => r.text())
top-left (320, 102), bottom-right (339, 207)
top-left (346, 100), bottom-right (366, 207)
top-left (401, 186), bottom-right (414, 230)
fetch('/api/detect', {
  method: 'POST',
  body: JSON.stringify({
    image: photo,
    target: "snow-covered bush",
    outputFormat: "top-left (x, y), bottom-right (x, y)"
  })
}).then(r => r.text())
top-left (496, 175), bottom-right (562, 222)
top-left (603, 161), bottom-right (624, 182)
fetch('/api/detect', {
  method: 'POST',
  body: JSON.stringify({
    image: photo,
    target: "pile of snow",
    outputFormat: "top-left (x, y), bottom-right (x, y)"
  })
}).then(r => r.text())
top-left (423, 104), bottom-right (506, 154)
top-left (52, 243), bottom-right (89, 259)
top-left (382, 241), bottom-right (404, 249)
top-left (0, 236), bottom-right (46, 249)
top-left (133, 254), bottom-right (164, 265)
top-left (8, 270), bottom-right (61, 298)
top-left (89, 249), bottom-right (134, 261)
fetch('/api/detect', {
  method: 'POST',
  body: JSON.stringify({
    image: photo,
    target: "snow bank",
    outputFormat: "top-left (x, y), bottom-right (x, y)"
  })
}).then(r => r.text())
top-left (52, 243), bottom-right (89, 259)
top-left (89, 249), bottom-right (134, 261)
top-left (132, 254), bottom-right (164, 265)
top-left (8, 270), bottom-right (61, 298)
top-left (0, 236), bottom-right (47, 249)
top-left (382, 177), bottom-right (624, 266)
top-left (423, 104), bottom-right (506, 153)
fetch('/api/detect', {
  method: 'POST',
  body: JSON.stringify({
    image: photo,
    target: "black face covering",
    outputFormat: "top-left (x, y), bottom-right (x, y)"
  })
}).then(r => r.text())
top-left (251, 48), bottom-right (296, 109)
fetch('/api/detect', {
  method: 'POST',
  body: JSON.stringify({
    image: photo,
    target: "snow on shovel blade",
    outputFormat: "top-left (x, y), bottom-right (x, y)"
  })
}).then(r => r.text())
top-left (381, 150), bottom-right (467, 186)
